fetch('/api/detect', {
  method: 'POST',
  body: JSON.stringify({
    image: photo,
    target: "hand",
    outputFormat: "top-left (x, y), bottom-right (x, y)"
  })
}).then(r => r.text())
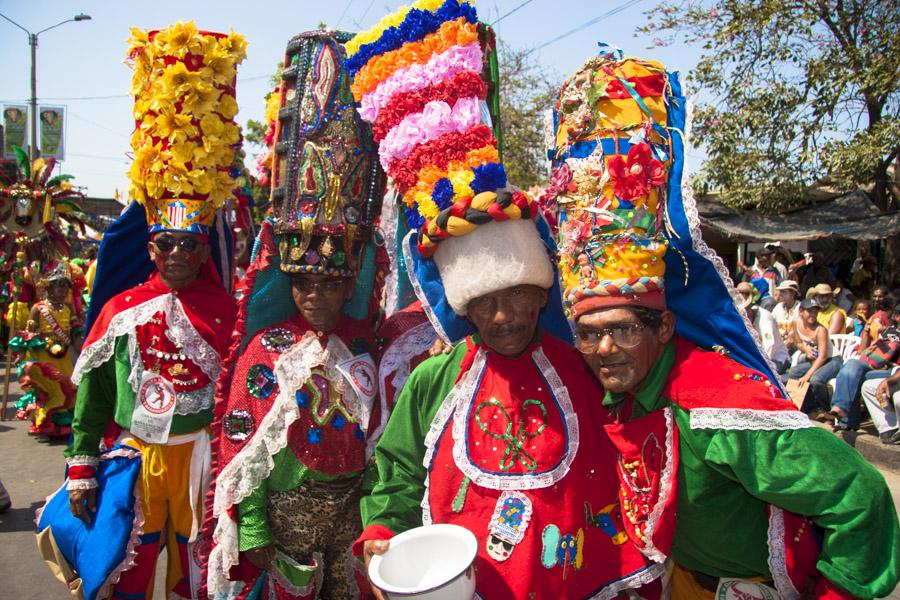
top-left (244, 544), bottom-right (276, 570)
top-left (877, 381), bottom-right (892, 408)
top-left (68, 487), bottom-right (97, 524)
top-left (798, 374), bottom-right (811, 386)
top-left (428, 338), bottom-right (450, 357)
top-left (363, 539), bottom-right (390, 600)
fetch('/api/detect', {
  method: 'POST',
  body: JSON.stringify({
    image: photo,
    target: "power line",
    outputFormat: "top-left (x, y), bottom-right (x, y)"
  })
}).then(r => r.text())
top-left (525, 0), bottom-right (645, 56)
top-left (336, 0), bottom-right (357, 27)
top-left (354, 0), bottom-right (378, 27)
top-left (490, 0), bottom-right (537, 25)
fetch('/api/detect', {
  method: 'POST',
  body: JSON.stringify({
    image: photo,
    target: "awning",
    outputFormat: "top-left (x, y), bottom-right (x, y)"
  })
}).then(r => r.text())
top-left (696, 190), bottom-right (900, 241)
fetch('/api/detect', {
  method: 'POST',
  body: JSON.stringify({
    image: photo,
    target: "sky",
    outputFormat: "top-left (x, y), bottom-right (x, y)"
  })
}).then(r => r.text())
top-left (0, 0), bottom-right (701, 200)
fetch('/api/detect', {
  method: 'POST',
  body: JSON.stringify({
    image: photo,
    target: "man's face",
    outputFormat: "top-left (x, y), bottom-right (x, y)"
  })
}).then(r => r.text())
top-left (815, 293), bottom-right (833, 309)
top-left (290, 273), bottom-right (355, 333)
top-left (873, 288), bottom-right (886, 304)
top-left (466, 285), bottom-right (547, 357)
top-left (757, 253), bottom-right (771, 268)
top-left (147, 232), bottom-right (210, 289)
top-left (575, 307), bottom-right (676, 395)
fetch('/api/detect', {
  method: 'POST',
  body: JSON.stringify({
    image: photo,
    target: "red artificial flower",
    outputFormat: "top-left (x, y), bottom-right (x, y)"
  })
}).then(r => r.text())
top-left (606, 143), bottom-right (665, 201)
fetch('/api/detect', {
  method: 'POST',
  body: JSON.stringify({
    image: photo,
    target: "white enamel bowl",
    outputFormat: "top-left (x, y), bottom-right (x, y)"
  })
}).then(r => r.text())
top-left (368, 524), bottom-right (478, 600)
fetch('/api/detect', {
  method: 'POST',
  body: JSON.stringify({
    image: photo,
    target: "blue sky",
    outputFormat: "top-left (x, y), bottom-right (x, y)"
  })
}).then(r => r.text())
top-left (0, 0), bottom-right (701, 199)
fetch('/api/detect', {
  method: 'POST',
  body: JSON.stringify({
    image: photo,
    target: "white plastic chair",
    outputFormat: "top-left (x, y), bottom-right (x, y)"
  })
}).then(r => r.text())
top-left (827, 334), bottom-right (862, 391)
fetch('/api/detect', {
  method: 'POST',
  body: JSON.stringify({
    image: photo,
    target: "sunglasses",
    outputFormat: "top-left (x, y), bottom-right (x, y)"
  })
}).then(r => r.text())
top-left (152, 236), bottom-right (202, 254)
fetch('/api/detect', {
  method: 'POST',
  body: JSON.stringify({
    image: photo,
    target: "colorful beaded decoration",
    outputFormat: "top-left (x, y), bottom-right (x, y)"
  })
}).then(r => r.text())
top-left (224, 409), bottom-right (255, 442)
top-left (246, 364), bottom-right (277, 399)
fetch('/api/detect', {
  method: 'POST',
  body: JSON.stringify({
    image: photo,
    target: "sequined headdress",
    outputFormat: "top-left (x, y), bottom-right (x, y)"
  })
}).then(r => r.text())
top-left (550, 48), bottom-right (673, 318)
top-left (270, 31), bottom-right (384, 277)
top-left (347, 0), bottom-right (554, 316)
top-left (126, 21), bottom-right (247, 235)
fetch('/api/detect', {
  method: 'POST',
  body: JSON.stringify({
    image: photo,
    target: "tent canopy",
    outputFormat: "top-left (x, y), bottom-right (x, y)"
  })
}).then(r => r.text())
top-left (697, 190), bottom-right (900, 242)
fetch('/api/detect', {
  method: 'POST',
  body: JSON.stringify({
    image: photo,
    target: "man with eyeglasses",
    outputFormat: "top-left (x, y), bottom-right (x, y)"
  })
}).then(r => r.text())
top-left (552, 47), bottom-right (898, 600)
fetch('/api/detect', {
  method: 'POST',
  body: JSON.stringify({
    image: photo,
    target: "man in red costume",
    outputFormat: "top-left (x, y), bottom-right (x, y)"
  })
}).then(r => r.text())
top-left (63, 23), bottom-right (243, 600)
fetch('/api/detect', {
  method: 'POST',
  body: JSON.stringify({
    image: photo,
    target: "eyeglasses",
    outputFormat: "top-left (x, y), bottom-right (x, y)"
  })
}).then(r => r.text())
top-left (152, 235), bottom-right (202, 254)
top-left (575, 322), bottom-right (646, 352)
top-left (467, 286), bottom-right (543, 317)
top-left (292, 278), bottom-right (348, 294)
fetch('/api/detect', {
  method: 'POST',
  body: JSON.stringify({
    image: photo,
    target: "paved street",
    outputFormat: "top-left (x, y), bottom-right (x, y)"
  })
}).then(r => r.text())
top-left (1, 392), bottom-right (899, 599)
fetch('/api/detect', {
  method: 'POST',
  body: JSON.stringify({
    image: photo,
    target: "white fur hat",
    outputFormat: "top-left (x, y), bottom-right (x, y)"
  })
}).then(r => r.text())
top-left (433, 218), bottom-right (555, 315)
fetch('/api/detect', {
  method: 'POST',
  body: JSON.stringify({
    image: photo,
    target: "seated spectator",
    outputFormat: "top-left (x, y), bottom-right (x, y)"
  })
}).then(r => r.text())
top-left (784, 299), bottom-right (843, 414)
top-left (808, 283), bottom-right (848, 334)
top-left (849, 298), bottom-right (872, 336)
top-left (772, 280), bottom-right (800, 340)
top-left (738, 282), bottom-right (790, 375)
top-left (830, 302), bottom-right (900, 430)
top-left (861, 369), bottom-right (900, 445)
top-left (861, 286), bottom-right (893, 349)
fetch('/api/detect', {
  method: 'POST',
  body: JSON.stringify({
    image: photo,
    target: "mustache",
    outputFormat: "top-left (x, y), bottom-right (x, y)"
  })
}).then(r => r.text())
top-left (489, 323), bottom-right (529, 337)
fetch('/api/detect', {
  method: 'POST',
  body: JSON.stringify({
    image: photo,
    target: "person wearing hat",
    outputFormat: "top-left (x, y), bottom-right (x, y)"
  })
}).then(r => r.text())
top-left (861, 362), bottom-right (900, 445)
top-left (551, 47), bottom-right (898, 599)
top-left (62, 23), bottom-right (243, 599)
top-left (737, 283), bottom-right (790, 376)
top-left (808, 283), bottom-right (848, 334)
top-left (348, 3), bottom-right (662, 598)
top-left (205, 31), bottom-right (387, 600)
top-left (772, 279), bottom-right (800, 342)
top-left (750, 244), bottom-right (783, 298)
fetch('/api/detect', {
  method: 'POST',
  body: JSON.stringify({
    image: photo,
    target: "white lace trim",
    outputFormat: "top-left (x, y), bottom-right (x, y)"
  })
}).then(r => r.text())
top-left (66, 455), bottom-right (99, 468)
top-left (65, 478), bottom-right (98, 491)
top-left (72, 293), bottom-right (222, 390)
top-left (767, 506), bottom-right (801, 600)
top-left (380, 188), bottom-right (401, 318)
top-left (207, 332), bottom-right (354, 599)
top-left (637, 407), bottom-right (676, 564)
top-left (402, 229), bottom-right (454, 345)
top-left (586, 562), bottom-right (667, 600)
top-left (171, 382), bottom-right (216, 416)
top-left (370, 321), bottom-right (437, 459)
top-left (677, 99), bottom-right (783, 386)
top-left (689, 408), bottom-right (812, 431)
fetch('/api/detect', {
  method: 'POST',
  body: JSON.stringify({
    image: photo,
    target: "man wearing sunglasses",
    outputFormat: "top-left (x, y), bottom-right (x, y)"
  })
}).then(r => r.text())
top-left (60, 23), bottom-right (244, 600)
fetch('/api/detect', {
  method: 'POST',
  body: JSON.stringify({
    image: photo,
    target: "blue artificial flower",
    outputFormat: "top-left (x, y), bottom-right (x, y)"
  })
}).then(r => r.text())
top-left (405, 204), bottom-right (426, 229)
top-left (471, 163), bottom-right (507, 194)
top-left (432, 178), bottom-right (455, 209)
top-left (347, 0), bottom-right (478, 75)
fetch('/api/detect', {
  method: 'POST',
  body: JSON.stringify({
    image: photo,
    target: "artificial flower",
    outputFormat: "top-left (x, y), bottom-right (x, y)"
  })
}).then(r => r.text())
top-left (200, 47), bottom-right (236, 86)
top-left (169, 141), bottom-right (197, 166)
top-left (160, 61), bottom-right (202, 100)
top-left (346, 0), bottom-right (450, 57)
top-left (605, 143), bottom-right (665, 202)
top-left (222, 30), bottom-right (248, 64)
top-left (199, 113), bottom-right (225, 138)
top-left (154, 21), bottom-right (201, 59)
top-left (217, 93), bottom-right (239, 119)
top-left (127, 27), bottom-right (150, 54)
top-left (264, 90), bottom-right (281, 123)
top-left (206, 169), bottom-right (236, 206)
top-left (163, 163), bottom-right (194, 196)
top-left (188, 169), bottom-right (212, 194)
top-left (182, 83), bottom-right (221, 116)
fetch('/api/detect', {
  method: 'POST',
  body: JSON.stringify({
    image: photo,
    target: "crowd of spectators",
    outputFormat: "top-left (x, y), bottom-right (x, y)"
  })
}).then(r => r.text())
top-left (738, 243), bottom-right (900, 445)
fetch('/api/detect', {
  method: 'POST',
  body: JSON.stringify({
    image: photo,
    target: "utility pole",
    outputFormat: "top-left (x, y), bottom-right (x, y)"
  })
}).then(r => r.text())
top-left (0, 12), bottom-right (92, 160)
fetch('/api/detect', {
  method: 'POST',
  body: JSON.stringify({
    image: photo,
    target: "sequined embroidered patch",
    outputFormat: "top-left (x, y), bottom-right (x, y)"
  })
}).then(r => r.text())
top-left (486, 491), bottom-right (533, 562)
top-left (261, 328), bottom-right (297, 353)
top-left (224, 409), bottom-right (254, 442)
top-left (246, 364), bottom-right (277, 398)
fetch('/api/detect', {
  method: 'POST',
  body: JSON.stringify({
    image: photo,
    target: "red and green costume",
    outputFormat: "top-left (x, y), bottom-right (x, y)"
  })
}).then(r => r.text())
top-left (356, 332), bottom-right (663, 600)
top-left (64, 265), bottom-right (236, 599)
top-left (602, 336), bottom-right (900, 599)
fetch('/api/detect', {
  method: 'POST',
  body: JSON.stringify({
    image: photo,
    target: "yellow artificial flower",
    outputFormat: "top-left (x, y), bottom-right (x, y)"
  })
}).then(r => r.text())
top-left (154, 21), bottom-right (201, 59)
top-left (264, 90), bottom-right (281, 124)
top-left (200, 47), bottom-right (236, 86)
top-left (199, 113), bottom-right (225, 138)
top-left (132, 140), bottom-right (166, 176)
top-left (222, 121), bottom-right (240, 145)
top-left (145, 172), bottom-right (165, 199)
top-left (163, 163), bottom-right (194, 196)
top-left (188, 169), bottom-right (212, 195)
top-left (221, 30), bottom-right (248, 64)
top-left (129, 180), bottom-right (146, 204)
top-left (217, 93), bottom-right (239, 119)
top-left (182, 83), bottom-right (221, 117)
top-left (127, 27), bottom-right (150, 54)
top-left (168, 114), bottom-right (199, 144)
top-left (206, 169), bottom-right (236, 206)
top-left (193, 139), bottom-right (231, 169)
top-left (160, 61), bottom-right (201, 100)
top-left (169, 141), bottom-right (197, 166)
top-left (346, 0), bottom-right (449, 56)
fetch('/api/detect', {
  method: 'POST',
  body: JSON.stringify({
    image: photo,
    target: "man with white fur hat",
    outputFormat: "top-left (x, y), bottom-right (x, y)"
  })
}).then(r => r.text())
top-left (344, 1), bottom-right (662, 598)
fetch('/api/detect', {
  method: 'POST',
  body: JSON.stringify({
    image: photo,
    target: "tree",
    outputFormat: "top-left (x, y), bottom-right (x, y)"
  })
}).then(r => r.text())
top-left (639, 0), bottom-right (899, 213)
top-left (496, 41), bottom-right (560, 189)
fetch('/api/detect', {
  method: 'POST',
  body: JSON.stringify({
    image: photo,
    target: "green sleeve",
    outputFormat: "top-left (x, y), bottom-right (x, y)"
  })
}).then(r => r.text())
top-left (705, 425), bottom-right (900, 598)
top-left (64, 347), bottom-right (118, 459)
top-left (360, 346), bottom-right (463, 534)
top-left (238, 477), bottom-right (272, 551)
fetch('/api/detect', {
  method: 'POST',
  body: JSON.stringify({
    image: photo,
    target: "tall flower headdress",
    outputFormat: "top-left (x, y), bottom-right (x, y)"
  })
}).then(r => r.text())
top-left (126, 21), bottom-right (247, 235)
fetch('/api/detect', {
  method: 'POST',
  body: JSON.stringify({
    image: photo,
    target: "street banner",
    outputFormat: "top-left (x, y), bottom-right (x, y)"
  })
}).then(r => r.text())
top-left (39, 105), bottom-right (65, 160)
top-left (3, 104), bottom-right (28, 159)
